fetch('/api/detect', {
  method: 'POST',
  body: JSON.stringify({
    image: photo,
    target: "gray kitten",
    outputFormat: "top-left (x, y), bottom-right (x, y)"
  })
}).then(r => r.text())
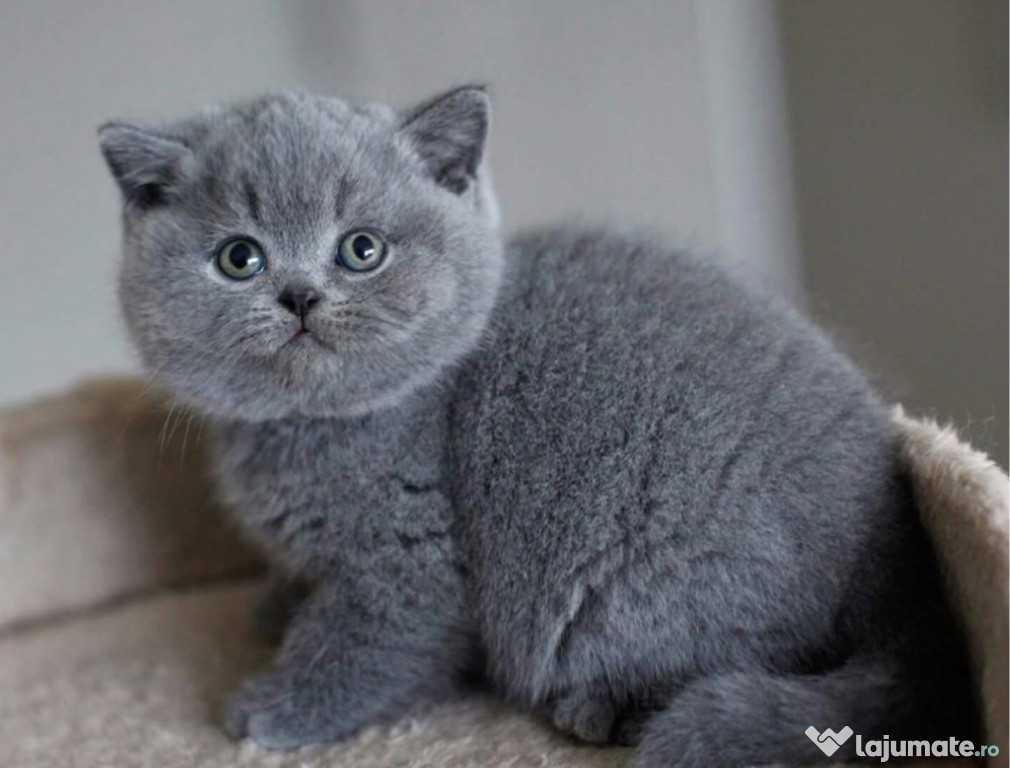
top-left (98, 87), bottom-right (977, 766)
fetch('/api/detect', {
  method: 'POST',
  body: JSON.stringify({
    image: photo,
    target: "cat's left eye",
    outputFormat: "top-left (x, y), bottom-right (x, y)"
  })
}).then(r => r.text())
top-left (337, 229), bottom-right (387, 272)
top-left (217, 239), bottom-right (266, 280)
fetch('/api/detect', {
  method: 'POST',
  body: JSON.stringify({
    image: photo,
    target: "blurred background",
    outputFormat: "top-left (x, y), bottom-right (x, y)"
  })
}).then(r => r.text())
top-left (0, 0), bottom-right (1005, 465)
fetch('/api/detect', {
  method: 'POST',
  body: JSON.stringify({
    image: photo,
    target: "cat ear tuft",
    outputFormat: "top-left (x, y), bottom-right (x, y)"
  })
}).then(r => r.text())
top-left (97, 121), bottom-right (191, 209)
top-left (400, 85), bottom-right (490, 195)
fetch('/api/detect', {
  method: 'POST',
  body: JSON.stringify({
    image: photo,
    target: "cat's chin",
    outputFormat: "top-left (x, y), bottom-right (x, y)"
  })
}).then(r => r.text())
top-left (274, 333), bottom-right (337, 373)
top-left (157, 355), bottom-right (448, 424)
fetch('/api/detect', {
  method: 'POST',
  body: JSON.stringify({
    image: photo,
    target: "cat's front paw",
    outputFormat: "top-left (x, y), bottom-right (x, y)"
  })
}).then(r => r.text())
top-left (549, 689), bottom-right (618, 744)
top-left (223, 671), bottom-right (350, 751)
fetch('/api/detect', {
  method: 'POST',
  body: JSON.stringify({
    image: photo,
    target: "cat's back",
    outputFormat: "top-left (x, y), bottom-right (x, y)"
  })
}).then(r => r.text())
top-left (453, 224), bottom-right (894, 499)
top-left (449, 225), bottom-right (907, 697)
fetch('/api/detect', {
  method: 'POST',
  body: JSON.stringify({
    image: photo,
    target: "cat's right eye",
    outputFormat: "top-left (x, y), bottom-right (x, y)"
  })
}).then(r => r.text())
top-left (216, 239), bottom-right (266, 280)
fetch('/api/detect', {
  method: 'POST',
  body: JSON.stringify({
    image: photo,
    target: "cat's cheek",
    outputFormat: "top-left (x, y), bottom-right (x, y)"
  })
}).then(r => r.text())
top-left (409, 264), bottom-right (458, 322)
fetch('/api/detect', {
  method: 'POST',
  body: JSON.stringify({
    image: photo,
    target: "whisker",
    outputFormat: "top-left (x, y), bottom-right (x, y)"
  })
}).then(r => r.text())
top-left (157, 404), bottom-right (177, 464)
top-left (179, 411), bottom-right (196, 468)
top-left (195, 413), bottom-right (208, 446)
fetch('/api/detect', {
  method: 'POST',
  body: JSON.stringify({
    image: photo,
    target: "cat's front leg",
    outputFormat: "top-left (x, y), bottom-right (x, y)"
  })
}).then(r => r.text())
top-left (224, 556), bottom-right (471, 751)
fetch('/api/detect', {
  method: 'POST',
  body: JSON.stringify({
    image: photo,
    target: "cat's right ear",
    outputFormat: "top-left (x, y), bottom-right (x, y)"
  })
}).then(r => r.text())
top-left (97, 122), bottom-right (191, 210)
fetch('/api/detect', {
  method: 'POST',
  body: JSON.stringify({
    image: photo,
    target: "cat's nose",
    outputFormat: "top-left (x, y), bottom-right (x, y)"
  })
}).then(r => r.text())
top-left (277, 286), bottom-right (322, 318)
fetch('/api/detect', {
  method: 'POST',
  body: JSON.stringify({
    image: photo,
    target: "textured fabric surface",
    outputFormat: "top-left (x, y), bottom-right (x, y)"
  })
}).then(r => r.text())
top-left (0, 380), bottom-right (1005, 767)
top-left (0, 378), bottom-right (261, 632)
top-left (894, 407), bottom-right (1009, 766)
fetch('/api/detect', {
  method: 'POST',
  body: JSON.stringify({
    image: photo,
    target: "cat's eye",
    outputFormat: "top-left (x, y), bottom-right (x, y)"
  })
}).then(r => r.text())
top-left (217, 239), bottom-right (266, 280)
top-left (337, 229), bottom-right (387, 272)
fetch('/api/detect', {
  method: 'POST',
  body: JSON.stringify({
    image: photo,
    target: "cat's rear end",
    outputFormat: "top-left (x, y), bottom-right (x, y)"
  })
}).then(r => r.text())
top-left (451, 226), bottom-right (979, 767)
top-left (636, 477), bottom-right (978, 767)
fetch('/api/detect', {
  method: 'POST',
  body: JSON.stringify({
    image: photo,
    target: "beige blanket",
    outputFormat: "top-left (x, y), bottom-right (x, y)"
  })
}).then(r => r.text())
top-left (0, 378), bottom-right (1005, 768)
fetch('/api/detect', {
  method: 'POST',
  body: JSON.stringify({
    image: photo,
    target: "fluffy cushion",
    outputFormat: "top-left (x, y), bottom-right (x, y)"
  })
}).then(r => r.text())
top-left (0, 380), bottom-right (1005, 768)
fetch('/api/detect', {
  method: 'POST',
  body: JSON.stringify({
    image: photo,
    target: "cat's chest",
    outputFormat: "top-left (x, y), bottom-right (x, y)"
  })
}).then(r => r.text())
top-left (210, 403), bottom-right (452, 564)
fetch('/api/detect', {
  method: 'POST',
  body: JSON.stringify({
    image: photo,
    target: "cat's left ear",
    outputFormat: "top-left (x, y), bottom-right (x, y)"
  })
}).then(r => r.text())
top-left (400, 85), bottom-right (489, 195)
top-left (97, 121), bottom-right (192, 210)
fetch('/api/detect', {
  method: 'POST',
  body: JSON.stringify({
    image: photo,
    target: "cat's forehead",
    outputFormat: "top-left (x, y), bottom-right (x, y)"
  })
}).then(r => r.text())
top-left (202, 94), bottom-right (399, 176)
top-left (187, 94), bottom-right (410, 227)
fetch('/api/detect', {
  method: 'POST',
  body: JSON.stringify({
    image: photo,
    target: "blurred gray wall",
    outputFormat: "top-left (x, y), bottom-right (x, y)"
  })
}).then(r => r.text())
top-left (781, 0), bottom-right (1008, 466)
top-left (0, 1), bottom-right (799, 408)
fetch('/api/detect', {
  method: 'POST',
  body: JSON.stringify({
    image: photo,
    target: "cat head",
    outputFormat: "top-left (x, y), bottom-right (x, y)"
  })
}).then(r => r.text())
top-left (99, 87), bottom-right (503, 420)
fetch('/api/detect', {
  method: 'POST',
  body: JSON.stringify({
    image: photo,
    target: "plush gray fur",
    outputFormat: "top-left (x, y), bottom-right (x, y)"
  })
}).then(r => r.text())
top-left (98, 87), bottom-right (977, 766)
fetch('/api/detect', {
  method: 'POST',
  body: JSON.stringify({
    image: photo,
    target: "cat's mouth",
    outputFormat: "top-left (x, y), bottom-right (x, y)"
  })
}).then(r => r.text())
top-left (283, 327), bottom-right (336, 353)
